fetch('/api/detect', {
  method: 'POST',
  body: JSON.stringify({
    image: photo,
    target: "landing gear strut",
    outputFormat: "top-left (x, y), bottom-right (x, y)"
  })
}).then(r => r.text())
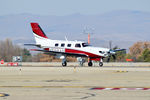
top-left (99, 58), bottom-right (103, 67)
top-left (77, 57), bottom-right (85, 66)
top-left (62, 57), bottom-right (67, 67)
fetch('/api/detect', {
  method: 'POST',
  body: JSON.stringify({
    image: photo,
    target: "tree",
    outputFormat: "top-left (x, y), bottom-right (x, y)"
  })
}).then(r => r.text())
top-left (129, 41), bottom-right (150, 62)
top-left (0, 39), bottom-right (31, 62)
top-left (129, 42), bottom-right (143, 60)
top-left (22, 48), bottom-right (32, 62)
top-left (115, 50), bottom-right (126, 62)
top-left (138, 49), bottom-right (150, 62)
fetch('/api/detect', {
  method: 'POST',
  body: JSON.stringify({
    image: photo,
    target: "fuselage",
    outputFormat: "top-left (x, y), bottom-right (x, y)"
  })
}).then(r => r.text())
top-left (34, 33), bottom-right (110, 60)
top-left (28, 22), bottom-right (121, 67)
top-left (26, 22), bottom-right (125, 66)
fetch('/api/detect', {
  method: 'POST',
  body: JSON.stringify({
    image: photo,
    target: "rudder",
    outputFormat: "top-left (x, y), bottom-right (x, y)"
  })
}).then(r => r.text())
top-left (30, 23), bottom-right (48, 39)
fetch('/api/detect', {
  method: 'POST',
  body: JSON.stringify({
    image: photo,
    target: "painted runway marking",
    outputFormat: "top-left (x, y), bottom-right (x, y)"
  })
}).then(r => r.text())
top-left (115, 70), bottom-right (129, 73)
top-left (91, 87), bottom-right (150, 90)
top-left (0, 93), bottom-right (9, 97)
top-left (0, 86), bottom-right (91, 88)
top-left (0, 86), bottom-right (150, 90)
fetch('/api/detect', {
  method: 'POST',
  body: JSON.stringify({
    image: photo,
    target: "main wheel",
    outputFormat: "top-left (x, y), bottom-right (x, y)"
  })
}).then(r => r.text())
top-left (88, 61), bottom-right (93, 66)
top-left (99, 62), bottom-right (103, 67)
top-left (62, 61), bottom-right (67, 66)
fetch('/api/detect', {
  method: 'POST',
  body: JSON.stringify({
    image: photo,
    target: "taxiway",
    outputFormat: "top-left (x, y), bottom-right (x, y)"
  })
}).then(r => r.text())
top-left (0, 66), bottom-right (150, 100)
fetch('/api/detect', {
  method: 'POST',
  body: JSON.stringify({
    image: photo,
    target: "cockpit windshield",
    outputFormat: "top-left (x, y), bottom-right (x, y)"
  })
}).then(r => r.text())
top-left (82, 43), bottom-right (90, 47)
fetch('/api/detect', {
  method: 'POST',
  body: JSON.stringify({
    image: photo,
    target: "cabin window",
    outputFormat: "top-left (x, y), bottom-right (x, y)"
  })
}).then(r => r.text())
top-left (75, 44), bottom-right (81, 48)
top-left (99, 51), bottom-right (105, 54)
top-left (67, 44), bottom-right (71, 47)
top-left (82, 43), bottom-right (89, 47)
top-left (61, 43), bottom-right (65, 47)
top-left (55, 43), bottom-right (59, 47)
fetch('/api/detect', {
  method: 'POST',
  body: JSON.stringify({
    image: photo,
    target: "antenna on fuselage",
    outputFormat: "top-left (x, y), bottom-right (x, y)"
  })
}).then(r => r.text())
top-left (65, 36), bottom-right (68, 41)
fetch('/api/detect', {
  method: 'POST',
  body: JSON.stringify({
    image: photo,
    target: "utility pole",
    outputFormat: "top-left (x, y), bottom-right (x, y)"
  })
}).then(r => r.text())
top-left (83, 26), bottom-right (94, 44)
top-left (88, 33), bottom-right (90, 44)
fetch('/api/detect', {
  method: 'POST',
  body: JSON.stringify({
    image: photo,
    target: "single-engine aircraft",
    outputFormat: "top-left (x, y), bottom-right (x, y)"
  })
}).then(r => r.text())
top-left (25, 23), bottom-right (125, 67)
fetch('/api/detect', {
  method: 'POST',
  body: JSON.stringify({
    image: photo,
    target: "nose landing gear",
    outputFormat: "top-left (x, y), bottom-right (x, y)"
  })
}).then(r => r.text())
top-left (88, 61), bottom-right (93, 66)
top-left (99, 62), bottom-right (103, 67)
top-left (99, 58), bottom-right (103, 67)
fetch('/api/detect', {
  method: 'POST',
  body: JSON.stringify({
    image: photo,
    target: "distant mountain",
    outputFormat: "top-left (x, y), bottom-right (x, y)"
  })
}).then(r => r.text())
top-left (0, 10), bottom-right (150, 49)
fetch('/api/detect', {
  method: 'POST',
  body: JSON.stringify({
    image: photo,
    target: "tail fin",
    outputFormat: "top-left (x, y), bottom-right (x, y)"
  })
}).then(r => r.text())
top-left (30, 23), bottom-right (48, 39)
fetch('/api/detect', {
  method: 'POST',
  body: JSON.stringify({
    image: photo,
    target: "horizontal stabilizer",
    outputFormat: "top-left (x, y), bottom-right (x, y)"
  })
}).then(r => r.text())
top-left (30, 49), bottom-right (43, 51)
top-left (24, 44), bottom-right (41, 48)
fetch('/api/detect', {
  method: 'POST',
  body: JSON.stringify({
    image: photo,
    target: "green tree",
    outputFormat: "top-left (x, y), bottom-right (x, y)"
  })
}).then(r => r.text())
top-left (22, 48), bottom-right (32, 62)
top-left (138, 49), bottom-right (150, 62)
top-left (115, 50), bottom-right (126, 62)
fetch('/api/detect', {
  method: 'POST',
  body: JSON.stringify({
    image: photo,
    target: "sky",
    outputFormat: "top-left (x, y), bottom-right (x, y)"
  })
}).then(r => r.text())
top-left (0, 0), bottom-right (150, 16)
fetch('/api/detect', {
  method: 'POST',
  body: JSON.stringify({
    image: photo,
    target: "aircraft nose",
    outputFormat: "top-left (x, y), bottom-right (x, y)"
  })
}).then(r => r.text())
top-left (107, 51), bottom-right (110, 54)
top-left (109, 49), bottom-right (116, 55)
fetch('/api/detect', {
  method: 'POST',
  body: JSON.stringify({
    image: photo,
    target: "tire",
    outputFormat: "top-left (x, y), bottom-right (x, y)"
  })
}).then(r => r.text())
top-left (99, 62), bottom-right (103, 67)
top-left (88, 61), bottom-right (93, 66)
top-left (62, 61), bottom-right (67, 66)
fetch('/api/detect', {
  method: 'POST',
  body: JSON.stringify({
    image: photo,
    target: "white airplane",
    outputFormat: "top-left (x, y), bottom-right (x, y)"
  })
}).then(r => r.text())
top-left (25, 23), bottom-right (125, 67)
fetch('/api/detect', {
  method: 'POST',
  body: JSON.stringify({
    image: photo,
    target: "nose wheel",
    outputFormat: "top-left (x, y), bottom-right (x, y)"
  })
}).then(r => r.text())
top-left (99, 58), bottom-right (103, 67)
top-left (99, 62), bottom-right (103, 67)
top-left (88, 61), bottom-right (93, 66)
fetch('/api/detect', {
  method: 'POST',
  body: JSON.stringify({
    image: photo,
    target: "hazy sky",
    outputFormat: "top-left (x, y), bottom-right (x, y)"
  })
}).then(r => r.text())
top-left (0, 0), bottom-right (150, 16)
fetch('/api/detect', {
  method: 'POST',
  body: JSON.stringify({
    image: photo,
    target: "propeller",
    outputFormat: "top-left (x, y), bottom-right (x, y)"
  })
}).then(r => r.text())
top-left (106, 41), bottom-right (126, 62)
top-left (107, 41), bottom-right (115, 62)
top-left (107, 50), bottom-right (116, 62)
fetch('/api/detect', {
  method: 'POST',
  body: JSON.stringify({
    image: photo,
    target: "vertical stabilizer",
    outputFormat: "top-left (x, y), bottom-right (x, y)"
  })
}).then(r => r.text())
top-left (30, 23), bottom-right (48, 39)
top-left (30, 23), bottom-right (49, 45)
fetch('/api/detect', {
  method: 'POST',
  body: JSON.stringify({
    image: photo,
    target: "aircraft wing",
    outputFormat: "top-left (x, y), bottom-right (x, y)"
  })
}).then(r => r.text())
top-left (30, 49), bottom-right (87, 57)
top-left (113, 49), bottom-right (126, 52)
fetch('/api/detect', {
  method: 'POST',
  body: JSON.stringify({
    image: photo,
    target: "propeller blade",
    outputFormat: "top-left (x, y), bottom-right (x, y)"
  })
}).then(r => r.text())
top-left (107, 55), bottom-right (112, 62)
top-left (107, 57), bottom-right (110, 62)
top-left (109, 41), bottom-right (112, 50)
top-left (112, 55), bottom-right (116, 61)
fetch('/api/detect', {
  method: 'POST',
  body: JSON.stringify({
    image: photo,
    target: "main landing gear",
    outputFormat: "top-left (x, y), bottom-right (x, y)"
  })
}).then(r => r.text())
top-left (99, 58), bottom-right (103, 67)
top-left (77, 57), bottom-right (85, 66)
top-left (62, 57), bottom-right (67, 67)
top-left (62, 61), bottom-right (67, 66)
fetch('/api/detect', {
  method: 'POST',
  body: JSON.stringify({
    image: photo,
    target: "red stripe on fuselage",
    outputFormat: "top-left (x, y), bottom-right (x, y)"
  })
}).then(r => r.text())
top-left (43, 48), bottom-right (101, 60)
top-left (65, 48), bottom-right (101, 58)
top-left (44, 48), bottom-right (49, 51)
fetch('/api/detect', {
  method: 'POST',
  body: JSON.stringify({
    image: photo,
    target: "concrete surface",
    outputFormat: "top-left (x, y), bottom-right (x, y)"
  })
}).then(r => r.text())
top-left (1, 62), bottom-right (150, 67)
top-left (0, 66), bottom-right (150, 100)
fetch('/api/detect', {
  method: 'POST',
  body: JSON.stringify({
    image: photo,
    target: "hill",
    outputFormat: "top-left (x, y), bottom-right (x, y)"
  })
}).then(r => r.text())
top-left (0, 10), bottom-right (150, 49)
